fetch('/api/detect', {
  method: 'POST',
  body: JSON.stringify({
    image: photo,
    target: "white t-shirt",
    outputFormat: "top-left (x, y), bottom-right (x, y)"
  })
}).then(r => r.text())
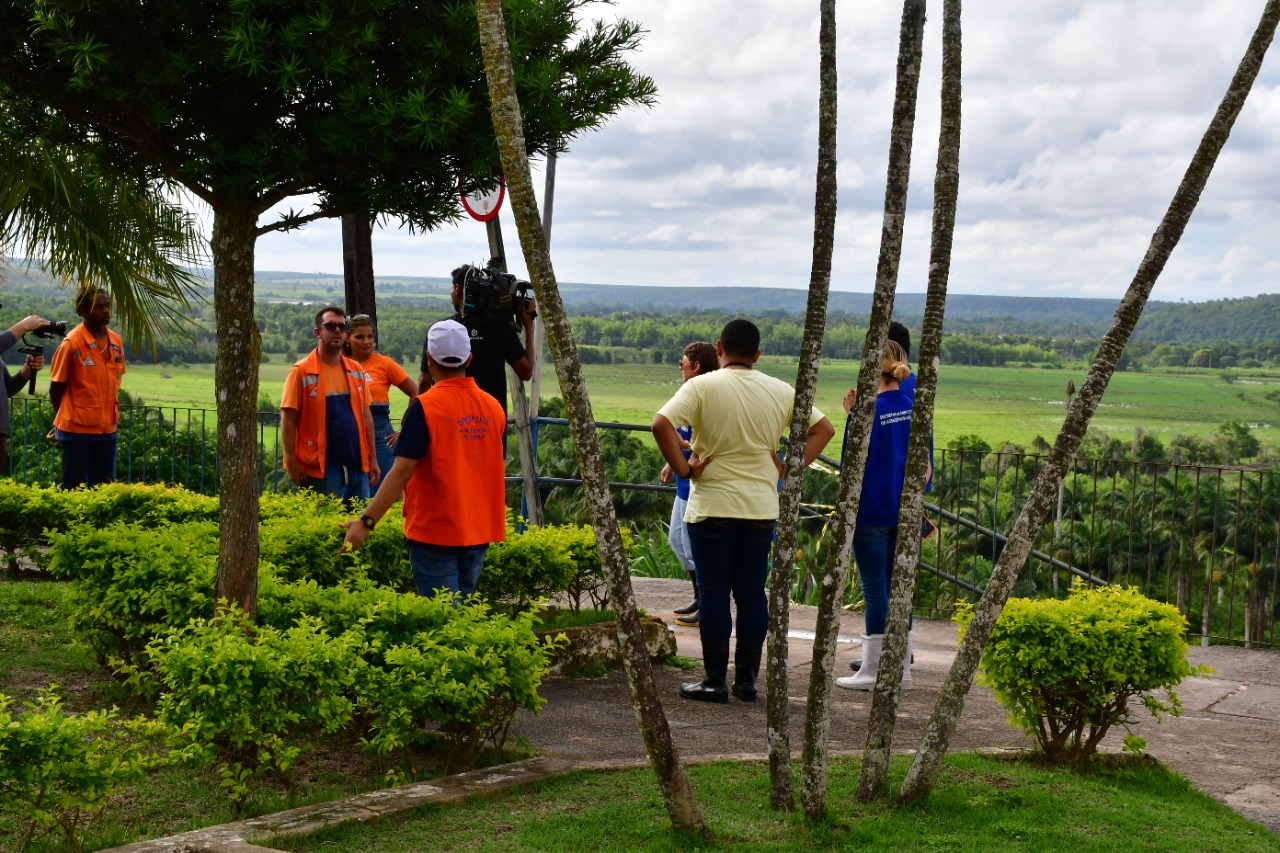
top-left (657, 368), bottom-right (825, 522)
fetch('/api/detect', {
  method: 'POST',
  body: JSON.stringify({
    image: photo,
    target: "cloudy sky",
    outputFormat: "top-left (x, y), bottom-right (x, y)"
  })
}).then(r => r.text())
top-left (253, 0), bottom-right (1280, 302)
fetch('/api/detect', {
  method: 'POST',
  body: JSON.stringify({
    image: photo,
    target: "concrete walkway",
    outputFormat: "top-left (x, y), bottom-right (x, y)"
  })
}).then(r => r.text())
top-left (104, 577), bottom-right (1280, 851)
top-left (512, 578), bottom-right (1280, 833)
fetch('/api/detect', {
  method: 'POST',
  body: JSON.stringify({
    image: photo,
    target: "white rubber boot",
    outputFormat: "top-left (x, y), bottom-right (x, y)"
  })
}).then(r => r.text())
top-left (836, 634), bottom-right (882, 690)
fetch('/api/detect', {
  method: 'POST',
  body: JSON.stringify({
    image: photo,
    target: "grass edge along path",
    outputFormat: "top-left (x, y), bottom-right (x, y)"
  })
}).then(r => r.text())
top-left (276, 752), bottom-right (1276, 853)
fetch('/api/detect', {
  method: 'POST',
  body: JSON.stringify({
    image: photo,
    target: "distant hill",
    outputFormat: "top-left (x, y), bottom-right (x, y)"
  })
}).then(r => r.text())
top-left (5, 261), bottom-right (1277, 345)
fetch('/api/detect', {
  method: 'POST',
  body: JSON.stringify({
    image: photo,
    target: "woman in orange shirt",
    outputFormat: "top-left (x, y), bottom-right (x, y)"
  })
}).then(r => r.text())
top-left (346, 314), bottom-right (418, 497)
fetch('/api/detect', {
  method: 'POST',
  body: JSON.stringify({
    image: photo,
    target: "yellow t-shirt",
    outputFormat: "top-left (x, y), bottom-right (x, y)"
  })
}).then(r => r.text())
top-left (657, 368), bottom-right (825, 522)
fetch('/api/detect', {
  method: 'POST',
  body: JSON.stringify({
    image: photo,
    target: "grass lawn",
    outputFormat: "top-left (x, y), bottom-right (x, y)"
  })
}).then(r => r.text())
top-left (76, 359), bottom-right (1280, 453)
top-left (280, 753), bottom-right (1276, 853)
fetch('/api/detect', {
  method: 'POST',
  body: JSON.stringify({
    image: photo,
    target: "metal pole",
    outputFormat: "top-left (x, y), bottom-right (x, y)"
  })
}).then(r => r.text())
top-left (489, 218), bottom-right (545, 526)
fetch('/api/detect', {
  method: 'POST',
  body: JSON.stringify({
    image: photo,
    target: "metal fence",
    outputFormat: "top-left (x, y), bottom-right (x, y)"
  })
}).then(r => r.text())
top-left (6, 398), bottom-right (1277, 648)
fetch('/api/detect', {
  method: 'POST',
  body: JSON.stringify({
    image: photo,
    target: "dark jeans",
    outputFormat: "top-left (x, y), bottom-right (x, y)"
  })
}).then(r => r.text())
top-left (301, 463), bottom-right (369, 504)
top-left (370, 405), bottom-right (395, 498)
top-left (853, 523), bottom-right (912, 635)
top-left (60, 434), bottom-right (118, 489)
top-left (408, 541), bottom-right (487, 598)
top-left (686, 517), bottom-right (775, 646)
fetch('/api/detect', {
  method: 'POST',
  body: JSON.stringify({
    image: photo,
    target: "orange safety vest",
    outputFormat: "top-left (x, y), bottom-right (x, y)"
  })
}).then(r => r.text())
top-left (402, 377), bottom-right (507, 547)
top-left (283, 349), bottom-right (371, 479)
top-left (50, 323), bottom-right (126, 434)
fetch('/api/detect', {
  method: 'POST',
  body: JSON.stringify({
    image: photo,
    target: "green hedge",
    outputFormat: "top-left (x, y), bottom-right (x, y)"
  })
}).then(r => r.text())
top-left (0, 688), bottom-right (168, 851)
top-left (26, 482), bottom-right (618, 608)
top-left (957, 585), bottom-right (1207, 762)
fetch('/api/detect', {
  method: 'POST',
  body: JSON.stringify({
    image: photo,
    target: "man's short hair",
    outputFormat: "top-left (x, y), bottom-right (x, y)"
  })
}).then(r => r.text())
top-left (314, 305), bottom-right (346, 328)
top-left (451, 265), bottom-right (473, 287)
top-left (719, 319), bottom-right (760, 358)
top-left (888, 321), bottom-right (911, 358)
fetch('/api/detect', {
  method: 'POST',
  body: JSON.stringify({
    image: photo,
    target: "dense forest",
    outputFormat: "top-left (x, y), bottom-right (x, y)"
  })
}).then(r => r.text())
top-left (2, 267), bottom-right (1278, 370)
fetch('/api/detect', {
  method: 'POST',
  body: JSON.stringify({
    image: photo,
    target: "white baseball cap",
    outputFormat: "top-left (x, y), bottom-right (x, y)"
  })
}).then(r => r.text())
top-left (427, 319), bottom-right (471, 367)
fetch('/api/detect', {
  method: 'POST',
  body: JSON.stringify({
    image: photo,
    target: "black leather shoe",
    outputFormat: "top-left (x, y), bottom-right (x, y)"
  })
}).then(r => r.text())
top-left (673, 598), bottom-right (699, 616)
top-left (730, 682), bottom-right (757, 702)
top-left (674, 612), bottom-right (699, 628)
top-left (680, 679), bottom-right (729, 703)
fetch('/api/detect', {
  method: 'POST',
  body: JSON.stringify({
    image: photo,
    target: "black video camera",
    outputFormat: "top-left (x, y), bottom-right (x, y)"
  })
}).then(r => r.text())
top-left (459, 259), bottom-right (535, 328)
top-left (18, 322), bottom-right (68, 394)
top-left (32, 321), bottom-right (68, 338)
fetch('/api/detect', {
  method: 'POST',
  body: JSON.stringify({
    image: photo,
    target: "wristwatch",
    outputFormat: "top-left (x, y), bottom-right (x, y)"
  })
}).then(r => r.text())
top-left (359, 514), bottom-right (377, 531)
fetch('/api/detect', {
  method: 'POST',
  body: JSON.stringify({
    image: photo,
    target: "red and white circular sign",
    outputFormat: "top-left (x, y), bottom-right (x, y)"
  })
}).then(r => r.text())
top-left (460, 179), bottom-right (505, 222)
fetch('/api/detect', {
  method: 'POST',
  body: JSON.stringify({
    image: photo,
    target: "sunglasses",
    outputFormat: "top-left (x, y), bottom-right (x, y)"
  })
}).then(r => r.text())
top-left (318, 321), bottom-right (347, 333)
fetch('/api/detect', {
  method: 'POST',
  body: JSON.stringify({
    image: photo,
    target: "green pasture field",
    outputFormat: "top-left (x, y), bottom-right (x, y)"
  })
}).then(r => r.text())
top-left (36, 358), bottom-right (1280, 450)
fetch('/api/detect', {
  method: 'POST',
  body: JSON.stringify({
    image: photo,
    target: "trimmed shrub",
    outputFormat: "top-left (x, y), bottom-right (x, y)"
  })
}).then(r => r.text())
top-left (956, 585), bottom-right (1208, 762)
top-left (480, 523), bottom-right (616, 611)
top-left (143, 611), bottom-right (361, 811)
top-left (0, 688), bottom-right (169, 851)
top-left (46, 521), bottom-right (219, 668)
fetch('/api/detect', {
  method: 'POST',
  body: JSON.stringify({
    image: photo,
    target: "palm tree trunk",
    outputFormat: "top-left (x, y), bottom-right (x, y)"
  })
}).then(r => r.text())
top-left (798, 0), bottom-right (926, 820)
top-left (766, 0), bottom-right (838, 812)
top-left (857, 0), bottom-right (962, 803)
top-left (211, 199), bottom-right (262, 618)
top-left (474, 0), bottom-right (706, 834)
top-left (898, 0), bottom-right (1280, 804)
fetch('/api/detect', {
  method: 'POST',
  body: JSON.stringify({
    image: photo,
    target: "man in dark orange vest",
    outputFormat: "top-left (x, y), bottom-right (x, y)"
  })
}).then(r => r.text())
top-left (341, 319), bottom-right (506, 597)
top-left (49, 289), bottom-right (125, 489)
top-left (281, 306), bottom-right (380, 501)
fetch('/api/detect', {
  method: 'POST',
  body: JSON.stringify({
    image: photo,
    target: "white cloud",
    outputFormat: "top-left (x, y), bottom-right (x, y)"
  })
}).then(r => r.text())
top-left (249, 0), bottom-right (1280, 303)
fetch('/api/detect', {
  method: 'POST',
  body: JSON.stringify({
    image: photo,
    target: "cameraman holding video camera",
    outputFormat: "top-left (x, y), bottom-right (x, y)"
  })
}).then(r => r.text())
top-left (0, 314), bottom-right (51, 473)
top-left (418, 263), bottom-right (536, 418)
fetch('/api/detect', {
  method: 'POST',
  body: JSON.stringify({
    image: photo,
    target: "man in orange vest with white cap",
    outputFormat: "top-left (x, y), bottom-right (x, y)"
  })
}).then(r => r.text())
top-left (341, 319), bottom-right (507, 597)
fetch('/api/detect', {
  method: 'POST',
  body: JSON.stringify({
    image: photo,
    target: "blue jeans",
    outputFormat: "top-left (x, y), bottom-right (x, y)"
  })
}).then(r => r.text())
top-left (686, 517), bottom-right (775, 646)
top-left (667, 496), bottom-right (696, 576)
top-left (370, 405), bottom-right (395, 498)
top-left (301, 463), bottom-right (369, 503)
top-left (408, 541), bottom-right (487, 598)
top-left (59, 433), bottom-right (118, 489)
top-left (854, 524), bottom-right (911, 635)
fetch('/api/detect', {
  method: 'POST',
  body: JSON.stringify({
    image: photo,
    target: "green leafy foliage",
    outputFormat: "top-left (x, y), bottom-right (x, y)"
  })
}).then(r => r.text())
top-left (0, 688), bottom-right (169, 851)
top-left (480, 521), bottom-right (614, 612)
top-left (143, 593), bottom-right (551, 806)
top-left (956, 585), bottom-right (1210, 763)
top-left (143, 611), bottom-right (361, 812)
top-left (46, 521), bottom-right (219, 669)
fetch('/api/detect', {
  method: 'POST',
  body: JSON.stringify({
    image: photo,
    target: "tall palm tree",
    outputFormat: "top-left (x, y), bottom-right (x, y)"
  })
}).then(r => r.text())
top-left (857, 0), bottom-right (963, 802)
top-left (899, 0), bottom-right (1280, 803)
top-left (766, 0), bottom-right (839, 810)
top-left (473, 0), bottom-right (705, 835)
top-left (796, 0), bottom-right (928, 819)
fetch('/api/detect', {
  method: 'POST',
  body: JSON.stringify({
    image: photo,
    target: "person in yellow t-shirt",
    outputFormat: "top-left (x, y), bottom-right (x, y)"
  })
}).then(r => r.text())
top-left (653, 319), bottom-right (835, 704)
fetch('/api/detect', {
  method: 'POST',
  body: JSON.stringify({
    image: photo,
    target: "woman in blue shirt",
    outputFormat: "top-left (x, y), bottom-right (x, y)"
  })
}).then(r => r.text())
top-left (837, 339), bottom-right (915, 690)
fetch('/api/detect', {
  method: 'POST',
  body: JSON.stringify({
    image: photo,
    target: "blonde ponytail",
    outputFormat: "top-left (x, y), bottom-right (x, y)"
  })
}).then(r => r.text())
top-left (882, 339), bottom-right (911, 381)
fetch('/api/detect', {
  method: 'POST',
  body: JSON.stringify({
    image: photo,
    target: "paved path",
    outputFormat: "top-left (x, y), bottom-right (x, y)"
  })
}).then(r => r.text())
top-left (511, 577), bottom-right (1280, 833)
